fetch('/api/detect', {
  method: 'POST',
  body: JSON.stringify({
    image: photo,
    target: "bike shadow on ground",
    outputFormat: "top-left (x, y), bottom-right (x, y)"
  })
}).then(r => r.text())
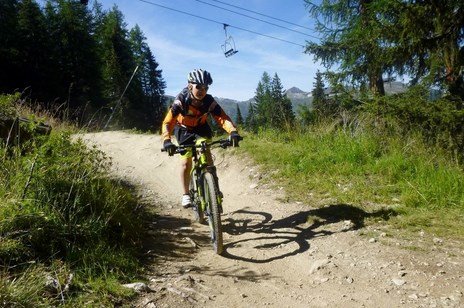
top-left (141, 210), bottom-right (276, 282)
top-left (220, 204), bottom-right (397, 263)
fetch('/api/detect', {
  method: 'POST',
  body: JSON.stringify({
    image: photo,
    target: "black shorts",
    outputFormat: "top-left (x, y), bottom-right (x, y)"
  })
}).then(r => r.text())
top-left (174, 124), bottom-right (212, 145)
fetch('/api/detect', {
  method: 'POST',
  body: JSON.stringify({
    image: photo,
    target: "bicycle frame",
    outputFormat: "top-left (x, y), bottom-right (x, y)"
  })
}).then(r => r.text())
top-left (162, 137), bottom-right (241, 254)
top-left (189, 140), bottom-right (212, 213)
top-left (164, 139), bottom-right (227, 210)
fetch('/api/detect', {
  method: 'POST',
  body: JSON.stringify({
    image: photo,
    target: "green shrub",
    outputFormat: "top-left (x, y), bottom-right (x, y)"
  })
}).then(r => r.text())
top-left (363, 86), bottom-right (464, 161)
top-left (0, 121), bottom-right (144, 305)
top-left (0, 93), bottom-right (19, 118)
top-left (1, 131), bottom-right (142, 266)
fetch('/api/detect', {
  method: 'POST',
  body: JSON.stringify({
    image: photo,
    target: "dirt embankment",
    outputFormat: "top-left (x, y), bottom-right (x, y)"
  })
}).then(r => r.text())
top-left (81, 131), bottom-right (463, 308)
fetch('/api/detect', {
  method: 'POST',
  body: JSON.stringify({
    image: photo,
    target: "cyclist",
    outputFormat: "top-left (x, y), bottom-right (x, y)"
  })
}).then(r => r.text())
top-left (162, 69), bottom-right (241, 208)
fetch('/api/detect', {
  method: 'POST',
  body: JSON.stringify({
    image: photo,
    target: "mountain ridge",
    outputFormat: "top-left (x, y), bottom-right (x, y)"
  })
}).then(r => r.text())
top-left (163, 82), bottom-right (407, 121)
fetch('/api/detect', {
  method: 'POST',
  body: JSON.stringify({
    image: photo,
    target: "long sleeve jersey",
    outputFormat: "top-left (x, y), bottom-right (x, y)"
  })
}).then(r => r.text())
top-left (161, 87), bottom-right (237, 140)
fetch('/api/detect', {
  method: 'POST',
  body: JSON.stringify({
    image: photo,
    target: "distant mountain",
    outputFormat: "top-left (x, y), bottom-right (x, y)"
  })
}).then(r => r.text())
top-left (284, 87), bottom-right (312, 111)
top-left (213, 97), bottom-right (249, 121)
top-left (286, 87), bottom-right (306, 95)
top-left (383, 81), bottom-right (408, 95)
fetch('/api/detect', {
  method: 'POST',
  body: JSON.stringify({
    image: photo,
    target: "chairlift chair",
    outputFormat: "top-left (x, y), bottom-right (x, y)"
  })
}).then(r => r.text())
top-left (221, 24), bottom-right (238, 57)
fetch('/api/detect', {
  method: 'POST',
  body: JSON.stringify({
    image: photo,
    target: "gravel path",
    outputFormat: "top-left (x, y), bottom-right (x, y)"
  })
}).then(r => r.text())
top-left (81, 131), bottom-right (464, 308)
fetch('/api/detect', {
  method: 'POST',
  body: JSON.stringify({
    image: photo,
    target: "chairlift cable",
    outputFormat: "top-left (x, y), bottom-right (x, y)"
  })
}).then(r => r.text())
top-left (194, 0), bottom-right (320, 39)
top-left (136, 0), bottom-right (306, 48)
top-left (228, 24), bottom-right (305, 47)
top-left (205, 0), bottom-right (315, 32)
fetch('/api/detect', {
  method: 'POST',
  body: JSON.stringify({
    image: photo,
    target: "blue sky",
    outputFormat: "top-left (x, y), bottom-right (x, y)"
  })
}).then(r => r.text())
top-left (99, 0), bottom-right (322, 101)
top-left (38, 0), bottom-right (322, 101)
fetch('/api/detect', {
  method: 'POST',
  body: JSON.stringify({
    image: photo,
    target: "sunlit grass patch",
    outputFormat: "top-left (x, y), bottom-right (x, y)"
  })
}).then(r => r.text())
top-left (240, 124), bottom-right (464, 240)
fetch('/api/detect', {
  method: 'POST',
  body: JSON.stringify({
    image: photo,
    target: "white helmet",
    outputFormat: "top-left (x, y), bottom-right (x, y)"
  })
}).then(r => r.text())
top-left (187, 69), bottom-right (213, 85)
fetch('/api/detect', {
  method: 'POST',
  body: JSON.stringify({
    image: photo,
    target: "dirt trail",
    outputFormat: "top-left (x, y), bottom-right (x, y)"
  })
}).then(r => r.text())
top-left (81, 131), bottom-right (463, 308)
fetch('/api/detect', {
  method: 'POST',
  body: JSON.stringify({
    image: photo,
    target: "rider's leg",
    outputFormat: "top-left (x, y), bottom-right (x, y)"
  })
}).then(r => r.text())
top-left (181, 157), bottom-right (193, 207)
top-left (174, 124), bottom-right (197, 208)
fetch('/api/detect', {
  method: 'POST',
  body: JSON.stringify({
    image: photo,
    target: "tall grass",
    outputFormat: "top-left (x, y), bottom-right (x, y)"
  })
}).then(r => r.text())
top-left (241, 120), bottom-right (464, 238)
top-left (1, 94), bottom-right (144, 306)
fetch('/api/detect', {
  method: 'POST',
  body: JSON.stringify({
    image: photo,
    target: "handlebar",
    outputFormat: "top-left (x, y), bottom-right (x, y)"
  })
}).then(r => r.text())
top-left (161, 136), bottom-right (243, 154)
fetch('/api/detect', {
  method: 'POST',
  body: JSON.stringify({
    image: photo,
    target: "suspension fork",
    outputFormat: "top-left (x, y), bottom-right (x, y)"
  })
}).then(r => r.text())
top-left (196, 147), bottom-right (211, 211)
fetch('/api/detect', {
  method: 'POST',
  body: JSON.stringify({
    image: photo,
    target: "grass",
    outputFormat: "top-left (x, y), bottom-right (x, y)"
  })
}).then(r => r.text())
top-left (239, 123), bottom-right (464, 240)
top-left (0, 94), bottom-right (145, 306)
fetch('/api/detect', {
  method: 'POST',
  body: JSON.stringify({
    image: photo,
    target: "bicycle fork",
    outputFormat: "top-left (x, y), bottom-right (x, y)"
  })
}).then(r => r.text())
top-left (206, 166), bottom-right (223, 200)
top-left (196, 172), bottom-right (223, 215)
top-left (204, 170), bottom-right (224, 214)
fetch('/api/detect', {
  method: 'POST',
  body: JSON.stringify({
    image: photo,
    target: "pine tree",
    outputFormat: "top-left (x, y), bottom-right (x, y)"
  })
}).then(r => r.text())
top-left (254, 72), bottom-right (272, 128)
top-left (245, 102), bottom-right (257, 131)
top-left (144, 48), bottom-right (166, 130)
top-left (311, 70), bottom-right (326, 117)
top-left (392, 0), bottom-right (464, 98)
top-left (97, 5), bottom-right (138, 127)
top-left (235, 104), bottom-right (243, 126)
top-left (129, 24), bottom-right (166, 130)
top-left (0, 0), bottom-right (167, 130)
top-left (17, 0), bottom-right (49, 100)
top-left (270, 73), bottom-right (294, 128)
top-left (45, 0), bottom-right (102, 112)
top-left (305, 0), bottom-right (387, 95)
top-left (0, 0), bottom-right (20, 93)
top-left (305, 0), bottom-right (464, 99)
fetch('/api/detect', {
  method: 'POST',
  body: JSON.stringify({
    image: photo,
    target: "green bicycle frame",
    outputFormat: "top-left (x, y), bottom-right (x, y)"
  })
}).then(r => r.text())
top-left (191, 141), bottom-right (210, 212)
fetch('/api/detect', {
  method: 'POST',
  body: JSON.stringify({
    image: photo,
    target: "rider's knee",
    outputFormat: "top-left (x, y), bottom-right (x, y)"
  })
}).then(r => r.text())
top-left (181, 158), bottom-right (192, 170)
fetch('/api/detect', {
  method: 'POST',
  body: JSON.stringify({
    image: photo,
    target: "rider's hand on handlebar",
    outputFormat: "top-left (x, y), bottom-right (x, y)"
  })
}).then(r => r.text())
top-left (163, 139), bottom-right (177, 156)
top-left (229, 131), bottom-right (241, 147)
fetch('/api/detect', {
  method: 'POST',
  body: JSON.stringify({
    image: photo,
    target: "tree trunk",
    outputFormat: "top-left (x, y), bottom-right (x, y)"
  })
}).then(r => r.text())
top-left (369, 72), bottom-right (385, 96)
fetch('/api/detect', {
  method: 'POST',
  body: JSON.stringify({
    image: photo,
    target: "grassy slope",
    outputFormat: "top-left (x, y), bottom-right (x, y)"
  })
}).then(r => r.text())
top-left (239, 127), bottom-right (464, 240)
top-left (0, 94), bottom-right (146, 306)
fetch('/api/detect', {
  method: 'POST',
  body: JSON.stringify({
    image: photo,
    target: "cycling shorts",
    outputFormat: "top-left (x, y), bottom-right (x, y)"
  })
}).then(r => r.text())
top-left (174, 124), bottom-right (212, 159)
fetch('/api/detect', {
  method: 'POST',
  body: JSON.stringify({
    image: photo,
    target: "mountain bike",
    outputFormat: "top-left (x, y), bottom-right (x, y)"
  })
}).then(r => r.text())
top-left (162, 137), bottom-right (241, 255)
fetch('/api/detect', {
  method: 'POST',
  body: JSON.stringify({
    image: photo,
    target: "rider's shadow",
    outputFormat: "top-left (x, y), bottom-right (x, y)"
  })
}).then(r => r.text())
top-left (221, 204), bottom-right (396, 263)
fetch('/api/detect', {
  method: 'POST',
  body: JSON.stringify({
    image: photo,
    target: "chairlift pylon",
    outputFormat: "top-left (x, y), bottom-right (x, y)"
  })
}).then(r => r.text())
top-left (221, 24), bottom-right (238, 58)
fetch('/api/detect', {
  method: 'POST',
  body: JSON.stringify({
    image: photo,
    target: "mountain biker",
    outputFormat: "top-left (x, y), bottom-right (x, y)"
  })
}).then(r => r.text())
top-left (161, 69), bottom-right (241, 208)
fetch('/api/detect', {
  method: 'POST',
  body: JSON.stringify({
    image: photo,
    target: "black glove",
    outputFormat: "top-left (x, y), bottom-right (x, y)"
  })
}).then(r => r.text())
top-left (163, 139), bottom-right (177, 156)
top-left (229, 131), bottom-right (241, 147)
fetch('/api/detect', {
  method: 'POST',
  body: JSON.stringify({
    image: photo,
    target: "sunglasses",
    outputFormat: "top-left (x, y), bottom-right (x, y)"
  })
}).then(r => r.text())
top-left (194, 84), bottom-right (209, 90)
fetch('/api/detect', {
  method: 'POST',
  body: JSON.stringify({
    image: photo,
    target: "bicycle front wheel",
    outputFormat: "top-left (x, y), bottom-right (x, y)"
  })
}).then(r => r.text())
top-left (203, 172), bottom-right (223, 255)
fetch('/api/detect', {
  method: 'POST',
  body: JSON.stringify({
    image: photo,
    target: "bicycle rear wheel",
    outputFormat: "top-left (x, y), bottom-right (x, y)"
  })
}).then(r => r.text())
top-left (203, 172), bottom-right (223, 255)
top-left (189, 175), bottom-right (205, 224)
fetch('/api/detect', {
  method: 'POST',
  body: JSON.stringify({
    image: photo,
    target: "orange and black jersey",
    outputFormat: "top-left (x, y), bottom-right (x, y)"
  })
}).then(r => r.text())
top-left (162, 87), bottom-right (237, 140)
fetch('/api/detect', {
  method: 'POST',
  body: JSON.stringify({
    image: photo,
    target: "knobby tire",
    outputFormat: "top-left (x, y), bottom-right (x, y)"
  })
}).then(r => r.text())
top-left (203, 172), bottom-right (223, 255)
